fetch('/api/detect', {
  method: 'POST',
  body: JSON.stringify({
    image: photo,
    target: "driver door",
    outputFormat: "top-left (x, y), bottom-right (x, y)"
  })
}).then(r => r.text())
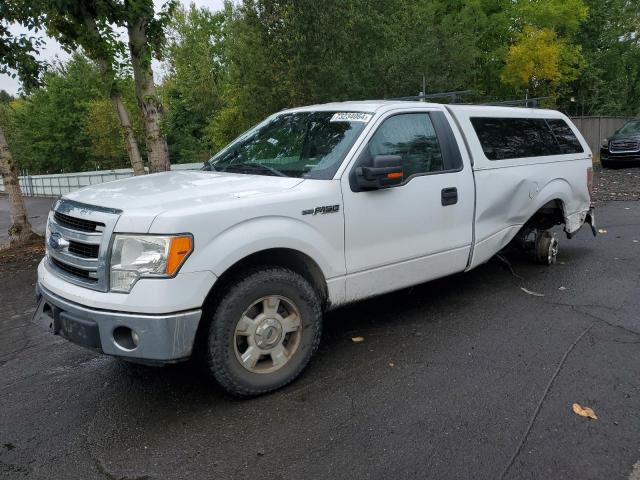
top-left (341, 109), bottom-right (474, 301)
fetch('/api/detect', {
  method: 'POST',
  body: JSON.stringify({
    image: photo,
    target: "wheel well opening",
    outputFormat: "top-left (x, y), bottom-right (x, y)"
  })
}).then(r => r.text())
top-left (509, 199), bottom-right (566, 253)
top-left (203, 248), bottom-right (329, 313)
top-left (524, 199), bottom-right (565, 231)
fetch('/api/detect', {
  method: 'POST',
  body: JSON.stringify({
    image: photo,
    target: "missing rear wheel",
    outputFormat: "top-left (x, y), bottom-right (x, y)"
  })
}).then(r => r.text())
top-left (535, 231), bottom-right (559, 266)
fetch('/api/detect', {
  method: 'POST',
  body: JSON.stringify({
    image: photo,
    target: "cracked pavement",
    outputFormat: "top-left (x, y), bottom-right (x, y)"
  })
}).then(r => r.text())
top-left (1, 197), bottom-right (639, 480)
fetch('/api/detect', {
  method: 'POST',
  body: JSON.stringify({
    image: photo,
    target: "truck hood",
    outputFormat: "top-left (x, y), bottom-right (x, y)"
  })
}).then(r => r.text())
top-left (64, 170), bottom-right (304, 216)
top-left (609, 132), bottom-right (640, 142)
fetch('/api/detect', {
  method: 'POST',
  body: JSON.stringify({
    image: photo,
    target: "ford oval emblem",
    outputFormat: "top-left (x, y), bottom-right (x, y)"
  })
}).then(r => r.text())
top-left (48, 233), bottom-right (69, 250)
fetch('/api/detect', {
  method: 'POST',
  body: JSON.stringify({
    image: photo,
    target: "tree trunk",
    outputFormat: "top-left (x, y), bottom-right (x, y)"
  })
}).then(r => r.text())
top-left (127, 19), bottom-right (171, 173)
top-left (110, 92), bottom-right (145, 176)
top-left (0, 126), bottom-right (36, 247)
top-left (83, 14), bottom-right (146, 176)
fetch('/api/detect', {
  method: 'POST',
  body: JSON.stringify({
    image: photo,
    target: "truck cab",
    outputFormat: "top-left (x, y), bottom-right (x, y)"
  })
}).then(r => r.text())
top-left (34, 101), bottom-right (596, 397)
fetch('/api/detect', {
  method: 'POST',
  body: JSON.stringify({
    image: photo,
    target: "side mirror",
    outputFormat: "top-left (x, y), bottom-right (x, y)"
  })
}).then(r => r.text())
top-left (356, 155), bottom-right (404, 190)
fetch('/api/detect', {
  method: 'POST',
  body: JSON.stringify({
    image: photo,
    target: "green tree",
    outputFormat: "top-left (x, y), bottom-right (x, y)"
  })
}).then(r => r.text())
top-left (500, 0), bottom-right (589, 100)
top-left (568, 0), bottom-right (640, 115)
top-left (119, 0), bottom-right (176, 172)
top-left (0, 0), bottom-right (43, 245)
top-left (0, 1), bottom-right (45, 91)
top-left (163, 4), bottom-right (227, 162)
top-left (10, 55), bottom-right (128, 173)
top-left (43, 0), bottom-right (147, 175)
top-left (0, 101), bottom-right (38, 246)
top-left (501, 26), bottom-right (584, 96)
top-left (207, 0), bottom-right (568, 147)
top-left (0, 90), bottom-right (15, 104)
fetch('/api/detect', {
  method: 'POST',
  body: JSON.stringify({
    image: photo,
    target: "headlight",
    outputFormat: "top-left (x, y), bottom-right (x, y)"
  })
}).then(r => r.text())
top-left (601, 138), bottom-right (609, 148)
top-left (110, 234), bottom-right (193, 293)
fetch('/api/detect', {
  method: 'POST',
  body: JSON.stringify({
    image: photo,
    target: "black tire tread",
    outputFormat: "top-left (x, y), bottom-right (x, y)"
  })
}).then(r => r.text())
top-left (206, 266), bottom-right (322, 398)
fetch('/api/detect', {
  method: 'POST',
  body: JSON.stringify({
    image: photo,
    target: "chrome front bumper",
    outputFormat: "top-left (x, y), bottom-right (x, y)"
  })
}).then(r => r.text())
top-left (33, 284), bottom-right (202, 364)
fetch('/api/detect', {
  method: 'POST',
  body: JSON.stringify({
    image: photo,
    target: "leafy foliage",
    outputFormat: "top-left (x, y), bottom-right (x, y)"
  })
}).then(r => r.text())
top-left (502, 26), bottom-right (584, 94)
top-left (7, 55), bottom-right (132, 173)
top-left (162, 4), bottom-right (227, 162)
top-left (0, 1), bottom-right (46, 90)
top-left (566, 0), bottom-right (640, 115)
top-left (2, 0), bottom-right (639, 173)
top-left (0, 90), bottom-right (15, 104)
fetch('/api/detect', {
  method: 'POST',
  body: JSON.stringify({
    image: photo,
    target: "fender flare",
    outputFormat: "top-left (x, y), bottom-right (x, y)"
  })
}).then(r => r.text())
top-left (193, 215), bottom-right (343, 280)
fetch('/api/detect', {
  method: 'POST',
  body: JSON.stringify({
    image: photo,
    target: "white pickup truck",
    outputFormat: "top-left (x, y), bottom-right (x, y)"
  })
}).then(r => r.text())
top-left (34, 101), bottom-right (596, 396)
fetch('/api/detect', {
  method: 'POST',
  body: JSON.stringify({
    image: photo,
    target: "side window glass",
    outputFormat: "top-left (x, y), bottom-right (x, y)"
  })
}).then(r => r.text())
top-left (470, 117), bottom-right (560, 160)
top-left (368, 114), bottom-right (444, 177)
top-left (547, 119), bottom-right (584, 154)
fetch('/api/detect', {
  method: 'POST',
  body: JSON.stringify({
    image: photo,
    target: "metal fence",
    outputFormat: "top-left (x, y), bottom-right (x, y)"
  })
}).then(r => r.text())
top-left (570, 116), bottom-right (636, 155)
top-left (16, 170), bottom-right (135, 197)
top-left (0, 162), bottom-right (203, 197)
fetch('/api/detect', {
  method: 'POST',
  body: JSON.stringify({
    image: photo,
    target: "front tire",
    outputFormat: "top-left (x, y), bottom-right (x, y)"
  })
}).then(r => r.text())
top-left (205, 267), bottom-right (322, 397)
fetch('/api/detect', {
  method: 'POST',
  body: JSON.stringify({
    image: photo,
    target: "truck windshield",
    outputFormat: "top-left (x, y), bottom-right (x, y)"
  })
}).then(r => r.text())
top-left (618, 120), bottom-right (640, 135)
top-left (206, 111), bottom-right (370, 179)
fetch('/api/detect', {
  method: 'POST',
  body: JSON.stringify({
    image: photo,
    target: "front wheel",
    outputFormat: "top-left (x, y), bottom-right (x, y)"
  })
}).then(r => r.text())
top-left (205, 267), bottom-right (322, 397)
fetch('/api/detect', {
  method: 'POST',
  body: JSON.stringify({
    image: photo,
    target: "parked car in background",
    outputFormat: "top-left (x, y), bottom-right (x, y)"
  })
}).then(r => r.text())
top-left (33, 101), bottom-right (596, 397)
top-left (600, 119), bottom-right (640, 168)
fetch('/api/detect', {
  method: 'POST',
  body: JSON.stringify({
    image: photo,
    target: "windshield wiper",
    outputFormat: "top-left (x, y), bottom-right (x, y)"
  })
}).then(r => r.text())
top-left (224, 162), bottom-right (287, 177)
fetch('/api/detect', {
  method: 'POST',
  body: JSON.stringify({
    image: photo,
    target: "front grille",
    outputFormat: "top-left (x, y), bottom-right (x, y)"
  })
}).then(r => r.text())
top-left (54, 211), bottom-right (105, 232)
top-left (50, 257), bottom-right (97, 282)
top-left (47, 200), bottom-right (120, 291)
top-left (610, 139), bottom-right (640, 153)
top-left (68, 241), bottom-right (99, 258)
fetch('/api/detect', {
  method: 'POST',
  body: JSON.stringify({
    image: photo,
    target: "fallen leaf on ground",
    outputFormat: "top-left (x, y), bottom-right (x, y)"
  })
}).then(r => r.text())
top-left (388, 362), bottom-right (395, 368)
top-left (598, 229), bottom-right (608, 234)
top-left (572, 403), bottom-right (598, 420)
top-left (351, 336), bottom-right (364, 343)
top-left (521, 287), bottom-right (545, 297)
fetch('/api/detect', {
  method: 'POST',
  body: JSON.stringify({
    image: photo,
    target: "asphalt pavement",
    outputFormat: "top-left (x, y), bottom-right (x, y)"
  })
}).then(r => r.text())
top-left (1, 199), bottom-right (639, 480)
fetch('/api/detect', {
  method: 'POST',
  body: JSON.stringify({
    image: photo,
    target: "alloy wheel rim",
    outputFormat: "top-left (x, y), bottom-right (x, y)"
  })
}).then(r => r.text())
top-left (233, 295), bottom-right (302, 374)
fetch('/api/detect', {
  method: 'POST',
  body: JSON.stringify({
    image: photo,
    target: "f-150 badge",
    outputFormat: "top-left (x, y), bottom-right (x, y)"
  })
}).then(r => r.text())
top-left (302, 205), bottom-right (340, 215)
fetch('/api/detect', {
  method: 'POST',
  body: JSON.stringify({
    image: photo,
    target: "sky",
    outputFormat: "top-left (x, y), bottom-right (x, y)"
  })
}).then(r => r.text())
top-left (0, 0), bottom-right (226, 96)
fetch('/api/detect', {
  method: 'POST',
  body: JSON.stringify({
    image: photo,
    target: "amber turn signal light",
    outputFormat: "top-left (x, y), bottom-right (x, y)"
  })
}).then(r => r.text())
top-left (167, 236), bottom-right (193, 276)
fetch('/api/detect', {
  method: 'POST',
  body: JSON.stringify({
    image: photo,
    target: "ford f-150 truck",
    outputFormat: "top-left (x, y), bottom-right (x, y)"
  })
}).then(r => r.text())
top-left (34, 101), bottom-right (596, 397)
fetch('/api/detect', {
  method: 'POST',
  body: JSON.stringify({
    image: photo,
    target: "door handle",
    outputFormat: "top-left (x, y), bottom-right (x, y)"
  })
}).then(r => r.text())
top-left (441, 187), bottom-right (458, 206)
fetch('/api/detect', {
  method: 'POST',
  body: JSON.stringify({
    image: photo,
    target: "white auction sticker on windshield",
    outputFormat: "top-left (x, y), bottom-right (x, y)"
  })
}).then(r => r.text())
top-left (330, 112), bottom-right (373, 123)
